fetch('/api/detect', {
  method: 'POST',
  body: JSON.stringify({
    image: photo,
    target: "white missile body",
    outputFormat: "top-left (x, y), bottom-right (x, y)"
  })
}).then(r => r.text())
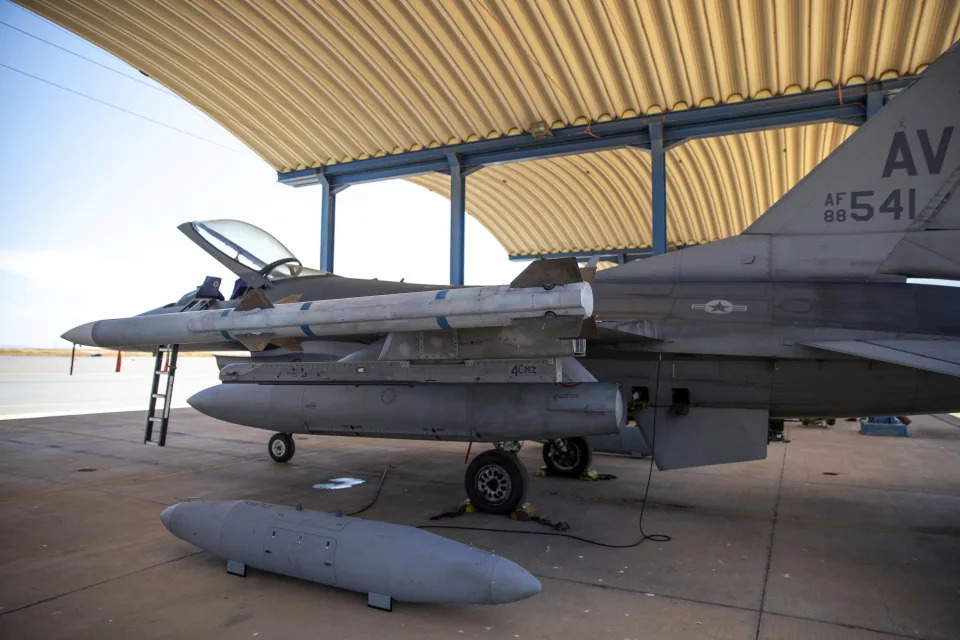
top-left (160, 500), bottom-right (541, 609)
top-left (62, 282), bottom-right (593, 348)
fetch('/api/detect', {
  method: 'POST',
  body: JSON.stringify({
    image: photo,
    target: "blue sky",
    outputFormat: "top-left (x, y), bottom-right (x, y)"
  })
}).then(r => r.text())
top-left (0, 2), bottom-right (524, 347)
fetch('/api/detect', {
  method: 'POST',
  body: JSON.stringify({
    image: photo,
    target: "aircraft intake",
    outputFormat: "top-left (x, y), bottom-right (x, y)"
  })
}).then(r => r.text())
top-left (187, 382), bottom-right (624, 441)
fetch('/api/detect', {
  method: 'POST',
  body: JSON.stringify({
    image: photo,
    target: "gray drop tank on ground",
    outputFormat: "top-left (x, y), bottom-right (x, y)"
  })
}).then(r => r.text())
top-left (160, 500), bottom-right (541, 609)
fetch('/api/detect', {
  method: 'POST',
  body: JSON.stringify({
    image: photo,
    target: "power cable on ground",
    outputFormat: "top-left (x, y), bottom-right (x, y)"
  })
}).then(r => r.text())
top-left (350, 357), bottom-right (671, 548)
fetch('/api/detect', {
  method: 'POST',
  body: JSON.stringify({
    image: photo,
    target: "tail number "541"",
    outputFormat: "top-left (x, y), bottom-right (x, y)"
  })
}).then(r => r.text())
top-left (823, 188), bottom-right (916, 223)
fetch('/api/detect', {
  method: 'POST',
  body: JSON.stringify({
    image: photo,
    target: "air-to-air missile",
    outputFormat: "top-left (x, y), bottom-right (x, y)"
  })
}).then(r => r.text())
top-left (160, 500), bottom-right (541, 610)
top-left (61, 280), bottom-right (592, 351)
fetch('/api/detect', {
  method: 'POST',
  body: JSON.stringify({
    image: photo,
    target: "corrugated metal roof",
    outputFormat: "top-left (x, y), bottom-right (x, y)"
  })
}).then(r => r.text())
top-left (411, 122), bottom-right (854, 254)
top-left (16, 0), bottom-right (960, 254)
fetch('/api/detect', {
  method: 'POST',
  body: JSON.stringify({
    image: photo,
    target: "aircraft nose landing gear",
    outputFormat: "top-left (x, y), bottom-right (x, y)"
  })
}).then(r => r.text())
top-left (268, 432), bottom-right (296, 463)
top-left (465, 444), bottom-right (527, 514)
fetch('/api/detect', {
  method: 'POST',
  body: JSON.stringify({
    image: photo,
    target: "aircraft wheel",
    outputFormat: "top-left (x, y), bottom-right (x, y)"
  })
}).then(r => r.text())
top-left (768, 419), bottom-right (785, 443)
top-left (465, 450), bottom-right (527, 514)
top-left (541, 437), bottom-right (592, 478)
top-left (268, 433), bottom-right (295, 463)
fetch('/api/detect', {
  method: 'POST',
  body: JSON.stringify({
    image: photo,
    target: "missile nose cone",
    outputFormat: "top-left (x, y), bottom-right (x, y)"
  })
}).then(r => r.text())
top-left (160, 504), bottom-right (177, 531)
top-left (61, 321), bottom-right (96, 346)
top-left (490, 557), bottom-right (541, 603)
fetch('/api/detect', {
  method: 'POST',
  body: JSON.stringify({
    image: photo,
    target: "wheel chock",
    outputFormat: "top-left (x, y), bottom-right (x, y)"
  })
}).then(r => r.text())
top-left (462, 499), bottom-right (476, 514)
top-left (510, 503), bottom-right (536, 521)
top-left (537, 466), bottom-right (606, 481)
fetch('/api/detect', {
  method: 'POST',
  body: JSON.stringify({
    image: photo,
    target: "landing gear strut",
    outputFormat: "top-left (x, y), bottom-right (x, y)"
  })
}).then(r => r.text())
top-left (541, 437), bottom-right (592, 477)
top-left (465, 446), bottom-right (527, 514)
top-left (268, 432), bottom-right (295, 462)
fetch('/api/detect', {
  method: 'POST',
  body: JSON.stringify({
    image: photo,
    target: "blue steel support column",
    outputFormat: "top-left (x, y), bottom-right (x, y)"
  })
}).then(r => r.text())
top-left (866, 91), bottom-right (884, 120)
top-left (318, 171), bottom-right (337, 273)
top-left (649, 121), bottom-right (667, 255)
top-left (449, 155), bottom-right (466, 285)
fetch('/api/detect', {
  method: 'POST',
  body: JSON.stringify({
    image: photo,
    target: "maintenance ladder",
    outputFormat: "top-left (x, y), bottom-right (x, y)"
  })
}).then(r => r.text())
top-left (144, 344), bottom-right (180, 446)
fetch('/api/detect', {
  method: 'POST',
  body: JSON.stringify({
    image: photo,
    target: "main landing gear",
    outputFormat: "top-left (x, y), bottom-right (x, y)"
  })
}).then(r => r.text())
top-left (464, 437), bottom-right (598, 513)
top-left (265, 433), bottom-right (596, 516)
top-left (541, 437), bottom-right (592, 478)
top-left (465, 442), bottom-right (527, 515)
top-left (268, 432), bottom-right (295, 462)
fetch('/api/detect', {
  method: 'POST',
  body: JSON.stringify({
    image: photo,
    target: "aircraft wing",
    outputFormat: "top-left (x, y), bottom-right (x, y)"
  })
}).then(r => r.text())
top-left (803, 339), bottom-right (960, 377)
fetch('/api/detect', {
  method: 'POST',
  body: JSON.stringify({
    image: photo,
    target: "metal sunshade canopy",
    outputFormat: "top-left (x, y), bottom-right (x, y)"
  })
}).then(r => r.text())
top-left (16, 0), bottom-right (960, 272)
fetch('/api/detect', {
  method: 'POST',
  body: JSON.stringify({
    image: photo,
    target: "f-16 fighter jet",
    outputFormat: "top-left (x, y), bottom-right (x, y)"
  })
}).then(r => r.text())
top-left (64, 41), bottom-right (960, 513)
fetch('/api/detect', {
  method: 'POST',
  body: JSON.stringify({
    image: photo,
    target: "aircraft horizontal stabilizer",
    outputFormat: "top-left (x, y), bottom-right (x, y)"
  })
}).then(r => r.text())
top-left (804, 339), bottom-right (960, 377)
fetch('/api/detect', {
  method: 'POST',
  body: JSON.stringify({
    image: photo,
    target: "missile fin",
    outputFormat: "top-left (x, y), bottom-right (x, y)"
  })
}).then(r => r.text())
top-left (578, 266), bottom-right (597, 284)
top-left (235, 289), bottom-right (274, 312)
top-left (511, 315), bottom-right (584, 338)
top-left (274, 293), bottom-right (303, 305)
top-left (578, 317), bottom-right (600, 339)
top-left (510, 258), bottom-right (582, 289)
top-left (235, 336), bottom-right (271, 352)
top-left (269, 337), bottom-right (303, 352)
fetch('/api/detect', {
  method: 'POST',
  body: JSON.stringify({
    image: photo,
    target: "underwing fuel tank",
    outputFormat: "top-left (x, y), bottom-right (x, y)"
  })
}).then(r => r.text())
top-left (160, 500), bottom-right (541, 609)
top-left (187, 382), bottom-right (623, 441)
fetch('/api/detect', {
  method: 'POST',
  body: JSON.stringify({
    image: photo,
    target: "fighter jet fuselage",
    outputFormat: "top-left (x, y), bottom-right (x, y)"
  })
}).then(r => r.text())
top-left (61, 39), bottom-right (960, 509)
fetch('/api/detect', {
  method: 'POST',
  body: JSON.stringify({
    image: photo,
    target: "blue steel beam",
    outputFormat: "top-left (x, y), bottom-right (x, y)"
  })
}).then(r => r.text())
top-left (278, 78), bottom-right (913, 188)
top-left (510, 250), bottom-right (651, 262)
top-left (318, 172), bottom-right (336, 273)
top-left (508, 246), bottom-right (694, 263)
top-left (449, 155), bottom-right (466, 285)
top-left (649, 122), bottom-right (667, 255)
top-left (866, 91), bottom-right (884, 119)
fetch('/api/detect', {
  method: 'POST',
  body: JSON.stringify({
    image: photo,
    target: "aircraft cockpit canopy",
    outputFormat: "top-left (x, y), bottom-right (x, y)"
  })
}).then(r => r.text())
top-left (191, 220), bottom-right (328, 281)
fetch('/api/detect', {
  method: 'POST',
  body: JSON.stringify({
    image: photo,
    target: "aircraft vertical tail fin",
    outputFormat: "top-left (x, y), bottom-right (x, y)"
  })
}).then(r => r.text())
top-left (714, 39), bottom-right (960, 281)
top-left (597, 41), bottom-right (960, 283)
top-left (744, 41), bottom-right (960, 241)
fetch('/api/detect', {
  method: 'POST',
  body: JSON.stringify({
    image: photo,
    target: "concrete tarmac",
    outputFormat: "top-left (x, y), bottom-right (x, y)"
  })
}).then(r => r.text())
top-left (0, 411), bottom-right (957, 639)
top-left (0, 356), bottom-right (219, 419)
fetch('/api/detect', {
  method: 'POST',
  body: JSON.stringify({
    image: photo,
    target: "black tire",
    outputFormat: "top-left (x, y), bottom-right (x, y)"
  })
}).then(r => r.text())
top-left (465, 450), bottom-right (527, 514)
top-left (541, 437), bottom-right (592, 478)
top-left (768, 419), bottom-right (785, 443)
top-left (268, 433), bottom-right (295, 463)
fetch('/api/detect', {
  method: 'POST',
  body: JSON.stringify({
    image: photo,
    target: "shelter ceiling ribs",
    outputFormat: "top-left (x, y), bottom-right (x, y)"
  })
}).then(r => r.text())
top-left (19, 0), bottom-right (960, 255)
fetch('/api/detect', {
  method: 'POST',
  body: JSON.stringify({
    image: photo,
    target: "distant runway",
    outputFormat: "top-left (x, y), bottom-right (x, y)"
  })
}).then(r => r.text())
top-left (0, 355), bottom-right (220, 419)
